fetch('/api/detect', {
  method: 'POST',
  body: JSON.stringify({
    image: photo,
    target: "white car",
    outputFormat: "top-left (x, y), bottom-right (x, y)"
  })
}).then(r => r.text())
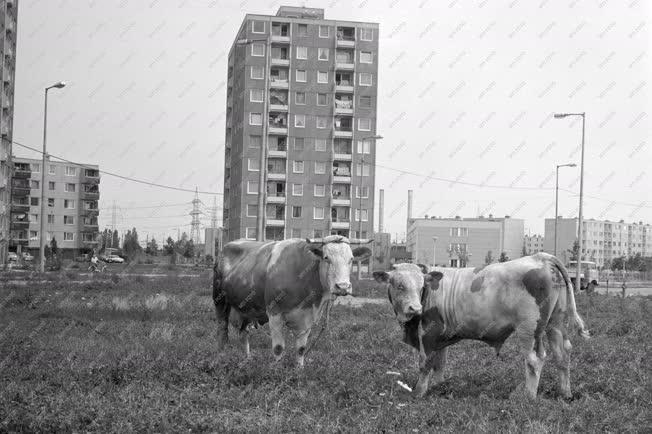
top-left (22, 252), bottom-right (34, 261)
top-left (7, 252), bottom-right (18, 262)
top-left (105, 255), bottom-right (125, 264)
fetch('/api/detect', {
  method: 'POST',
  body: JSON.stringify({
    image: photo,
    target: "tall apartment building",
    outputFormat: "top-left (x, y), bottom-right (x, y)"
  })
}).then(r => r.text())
top-left (524, 234), bottom-right (544, 254)
top-left (10, 157), bottom-right (100, 258)
top-left (406, 215), bottom-right (524, 268)
top-left (223, 6), bottom-right (379, 242)
top-left (0, 0), bottom-right (18, 264)
top-left (543, 217), bottom-right (651, 267)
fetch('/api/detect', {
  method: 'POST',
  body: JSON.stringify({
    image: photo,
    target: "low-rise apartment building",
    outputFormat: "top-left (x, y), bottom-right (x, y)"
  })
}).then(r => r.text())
top-left (10, 157), bottom-right (100, 258)
top-left (524, 234), bottom-right (544, 254)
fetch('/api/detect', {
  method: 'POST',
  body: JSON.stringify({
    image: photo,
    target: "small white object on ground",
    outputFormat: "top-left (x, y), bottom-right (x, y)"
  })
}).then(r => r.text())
top-left (396, 380), bottom-right (412, 392)
top-left (386, 371), bottom-right (401, 376)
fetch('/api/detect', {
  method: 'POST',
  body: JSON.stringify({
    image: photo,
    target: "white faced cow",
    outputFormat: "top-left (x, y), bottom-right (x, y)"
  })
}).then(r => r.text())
top-left (214, 235), bottom-right (370, 366)
top-left (374, 253), bottom-right (590, 399)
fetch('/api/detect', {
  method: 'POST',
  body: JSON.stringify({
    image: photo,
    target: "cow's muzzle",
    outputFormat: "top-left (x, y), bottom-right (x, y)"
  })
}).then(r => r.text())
top-left (333, 282), bottom-right (352, 296)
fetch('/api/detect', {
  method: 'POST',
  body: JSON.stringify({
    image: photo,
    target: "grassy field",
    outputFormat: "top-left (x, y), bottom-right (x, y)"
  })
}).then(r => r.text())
top-left (0, 276), bottom-right (650, 433)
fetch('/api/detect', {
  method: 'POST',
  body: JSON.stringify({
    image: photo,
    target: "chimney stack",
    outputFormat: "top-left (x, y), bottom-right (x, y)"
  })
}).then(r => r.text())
top-left (407, 189), bottom-right (413, 221)
top-left (379, 189), bottom-right (385, 233)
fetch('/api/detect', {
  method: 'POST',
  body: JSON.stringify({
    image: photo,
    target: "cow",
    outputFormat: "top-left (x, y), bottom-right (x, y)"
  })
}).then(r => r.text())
top-left (213, 235), bottom-right (371, 366)
top-left (373, 252), bottom-right (590, 400)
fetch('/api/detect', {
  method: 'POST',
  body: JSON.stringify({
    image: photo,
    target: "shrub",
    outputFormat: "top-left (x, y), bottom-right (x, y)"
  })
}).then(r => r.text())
top-left (144, 294), bottom-right (169, 311)
top-left (111, 297), bottom-right (130, 311)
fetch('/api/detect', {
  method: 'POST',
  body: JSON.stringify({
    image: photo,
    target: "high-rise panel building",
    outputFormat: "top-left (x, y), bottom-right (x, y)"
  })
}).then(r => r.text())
top-left (0, 0), bottom-right (18, 263)
top-left (223, 6), bottom-right (379, 242)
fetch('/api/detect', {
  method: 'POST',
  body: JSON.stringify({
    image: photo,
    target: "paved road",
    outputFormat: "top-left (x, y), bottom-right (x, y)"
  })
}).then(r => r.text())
top-left (594, 286), bottom-right (652, 296)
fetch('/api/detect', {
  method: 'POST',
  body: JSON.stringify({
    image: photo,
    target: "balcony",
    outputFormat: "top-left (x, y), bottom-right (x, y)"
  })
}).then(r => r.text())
top-left (10, 203), bottom-right (29, 213)
top-left (269, 78), bottom-right (289, 89)
top-left (332, 198), bottom-right (351, 206)
top-left (82, 175), bottom-right (100, 185)
top-left (269, 89), bottom-right (288, 111)
top-left (335, 61), bottom-right (355, 70)
top-left (11, 186), bottom-right (29, 196)
top-left (83, 209), bottom-right (99, 217)
top-left (83, 223), bottom-right (99, 231)
top-left (267, 172), bottom-right (286, 181)
top-left (271, 57), bottom-right (290, 67)
top-left (13, 169), bottom-right (30, 179)
top-left (332, 221), bottom-right (350, 230)
top-left (335, 74), bottom-right (354, 93)
top-left (268, 113), bottom-right (288, 135)
top-left (268, 126), bottom-right (288, 135)
top-left (333, 175), bottom-right (351, 183)
top-left (336, 27), bottom-right (355, 47)
top-left (334, 98), bottom-right (353, 114)
top-left (81, 190), bottom-right (100, 200)
top-left (10, 220), bottom-right (28, 230)
top-left (271, 23), bottom-right (290, 43)
top-left (267, 195), bottom-right (286, 204)
top-left (266, 219), bottom-right (285, 227)
top-left (334, 129), bottom-right (353, 138)
top-left (268, 149), bottom-right (287, 158)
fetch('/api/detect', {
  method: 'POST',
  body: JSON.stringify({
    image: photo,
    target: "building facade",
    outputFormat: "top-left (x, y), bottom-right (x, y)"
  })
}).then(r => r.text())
top-left (406, 215), bottom-right (524, 268)
top-left (10, 157), bottom-right (100, 258)
top-left (223, 6), bottom-right (379, 242)
top-left (0, 0), bottom-right (18, 263)
top-left (524, 234), bottom-right (544, 254)
top-left (543, 217), bottom-right (651, 267)
top-left (204, 227), bottom-right (223, 258)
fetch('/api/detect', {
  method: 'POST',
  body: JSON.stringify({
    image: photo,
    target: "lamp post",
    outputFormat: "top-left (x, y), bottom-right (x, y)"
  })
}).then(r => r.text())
top-left (554, 163), bottom-right (577, 256)
top-left (554, 112), bottom-right (586, 292)
top-left (432, 236), bottom-right (438, 268)
top-left (39, 81), bottom-right (66, 273)
top-left (236, 37), bottom-right (270, 241)
top-left (356, 134), bottom-right (382, 278)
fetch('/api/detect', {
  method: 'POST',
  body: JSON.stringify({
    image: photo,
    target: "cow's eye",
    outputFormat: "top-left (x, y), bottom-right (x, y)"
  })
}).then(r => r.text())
top-left (397, 284), bottom-right (405, 291)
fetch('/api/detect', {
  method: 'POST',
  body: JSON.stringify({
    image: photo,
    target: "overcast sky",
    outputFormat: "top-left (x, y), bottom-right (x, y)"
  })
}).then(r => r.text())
top-left (13, 0), bottom-right (651, 242)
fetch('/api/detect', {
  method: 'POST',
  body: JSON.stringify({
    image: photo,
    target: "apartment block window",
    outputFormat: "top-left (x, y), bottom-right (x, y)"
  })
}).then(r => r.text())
top-left (65, 166), bottom-right (77, 176)
top-left (48, 181), bottom-right (55, 191)
top-left (316, 116), bottom-right (329, 129)
top-left (47, 214), bottom-right (55, 224)
top-left (315, 138), bottom-right (328, 151)
top-left (64, 215), bottom-right (74, 225)
top-left (292, 206), bottom-right (302, 218)
top-left (357, 139), bottom-right (371, 154)
top-left (314, 161), bottom-right (326, 174)
top-left (355, 209), bottom-right (369, 222)
top-left (251, 43), bottom-right (265, 57)
top-left (30, 163), bottom-right (40, 172)
top-left (292, 183), bottom-right (303, 196)
top-left (250, 113), bottom-right (262, 125)
top-left (65, 183), bottom-right (76, 192)
top-left (360, 28), bottom-right (373, 41)
top-left (296, 46), bottom-right (307, 59)
top-left (248, 158), bottom-right (260, 171)
top-left (450, 227), bottom-right (469, 236)
top-left (294, 114), bottom-right (305, 128)
top-left (314, 184), bottom-right (325, 197)
top-left (251, 66), bottom-right (264, 79)
top-left (359, 95), bottom-right (372, 108)
top-left (297, 23), bottom-right (308, 36)
top-left (318, 48), bottom-right (329, 61)
top-left (317, 93), bottom-right (328, 106)
top-left (29, 230), bottom-right (38, 240)
top-left (30, 197), bottom-right (39, 206)
top-left (356, 186), bottom-right (370, 198)
top-left (317, 71), bottom-right (328, 83)
top-left (358, 118), bottom-right (371, 131)
top-left (360, 51), bottom-right (373, 63)
top-left (314, 207), bottom-right (325, 219)
top-left (250, 89), bottom-right (264, 102)
top-left (291, 228), bottom-right (301, 238)
top-left (295, 92), bottom-right (306, 105)
top-left (249, 135), bottom-right (262, 148)
top-left (296, 69), bottom-right (307, 82)
top-left (359, 72), bottom-right (373, 86)
top-left (319, 25), bottom-right (330, 38)
top-left (246, 204), bottom-right (258, 217)
top-left (245, 228), bottom-right (257, 240)
top-left (356, 163), bottom-right (371, 176)
top-left (252, 20), bottom-right (265, 33)
top-left (313, 229), bottom-right (324, 238)
top-left (63, 232), bottom-right (74, 241)
top-left (247, 181), bottom-right (259, 194)
top-left (30, 180), bottom-right (39, 189)
top-left (294, 137), bottom-right (304, 151)
top-left (47, 198), bottom-right (55, 207)
top-left (30, 214), bottom-right (38, 223)
top-left (293, 161), bottom-right (304, 173)
top-left (48, 165), bottom-right (56, 175)
top-left (64, 199), bottom-right (75, 209)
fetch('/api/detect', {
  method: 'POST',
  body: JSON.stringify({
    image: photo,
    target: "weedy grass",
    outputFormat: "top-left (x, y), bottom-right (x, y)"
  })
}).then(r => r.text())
top-left (0, 278), bottom-right (650, 433)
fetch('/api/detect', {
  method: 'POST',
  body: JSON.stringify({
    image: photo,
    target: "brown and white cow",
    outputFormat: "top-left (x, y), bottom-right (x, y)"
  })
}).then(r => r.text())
top-left (373, 253), bottom-right (590, 399)
top-left (213, 235), bottom-right (370, 366)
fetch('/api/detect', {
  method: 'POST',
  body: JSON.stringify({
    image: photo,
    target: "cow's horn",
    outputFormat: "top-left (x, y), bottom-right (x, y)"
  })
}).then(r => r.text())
top-left (349, 237), bottom-right (373, 245)
top-left (305, 237), bottom-right (324, 245)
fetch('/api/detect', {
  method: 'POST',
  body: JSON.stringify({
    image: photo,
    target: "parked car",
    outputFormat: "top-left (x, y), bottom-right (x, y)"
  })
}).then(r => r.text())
top-left (22, 252), bottom-right (34, 261)
top-left (7, 252), bottom-right (18, 262)
top-left (105, 255), bottom-right (125, 264)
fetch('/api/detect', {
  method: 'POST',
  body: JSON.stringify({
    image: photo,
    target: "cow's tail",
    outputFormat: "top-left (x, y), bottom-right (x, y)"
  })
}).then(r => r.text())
top-left (544, 253), bottom-right (590, 339)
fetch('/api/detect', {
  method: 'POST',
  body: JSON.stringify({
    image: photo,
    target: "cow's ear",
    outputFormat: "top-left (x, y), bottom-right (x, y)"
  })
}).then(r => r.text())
top-left (372, 271), bottom-right (390, 283)
top-left (424, 271), bottom-right (444, 290)
top-left (417, 263), bottom-right (428, 274)
top-left (352, 246), bottom-right (371, 261)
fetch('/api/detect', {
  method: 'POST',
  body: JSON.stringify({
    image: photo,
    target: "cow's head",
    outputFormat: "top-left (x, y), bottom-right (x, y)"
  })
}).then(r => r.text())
top-left (373, 264), bottom-right (444, 323)
top-left (306, 236), bottom-right (371, 296)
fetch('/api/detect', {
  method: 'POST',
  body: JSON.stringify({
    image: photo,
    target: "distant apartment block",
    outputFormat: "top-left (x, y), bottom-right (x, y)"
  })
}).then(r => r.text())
top-left (524, 234), bottom-right (544, 254)
top-left (223, 6), bottom-right (379, 242)
top-left (0, 0), bottom-right (18, 263)
top-left (543, 217), bottom-right (651, 267)
top-left (10, 157), bottom-right (100, 258)
top-left (406, 215), bottom-right (524, 268)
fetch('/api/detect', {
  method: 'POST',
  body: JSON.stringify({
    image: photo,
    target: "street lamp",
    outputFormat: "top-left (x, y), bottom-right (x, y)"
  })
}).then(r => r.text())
top-left (553, 112), bottom-right (586, 292)
top-left (554, 163), bottom-right (576, 257)
top-left (432, 236), bottom-right (438, 267)
top-left (39, 81), bottom-right (66, 273)
top-left (236, 37), bottom-right (270, 241)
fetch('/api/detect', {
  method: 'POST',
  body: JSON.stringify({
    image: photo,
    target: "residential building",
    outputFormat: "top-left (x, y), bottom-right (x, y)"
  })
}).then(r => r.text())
top-left (222, 6), bottom-right (379, 242)
top-left (524, 234), bottom-right (544, 254)
top-left (204, 227), bottom-right (223, 258)
top-left (543, 217), bottom-right (651, 267)
top-left (9, 157), bottom-right (100, 259)
top-left (406, 215), bottom-right (524, 268)
top-left (0, 0), bottom-right (18, 263)
top-left (390, 242), bottom-right (412, 265)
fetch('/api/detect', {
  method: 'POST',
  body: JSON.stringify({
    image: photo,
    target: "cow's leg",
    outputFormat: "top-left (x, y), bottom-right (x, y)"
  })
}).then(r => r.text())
top-left (239, 322), bottom-right (251, 358)
top-left (213, 295), bottom-right (230, 349)
top-left (414, 348), bottom-right (447, 397)
top-left (269, 313), bottom-right (286, 362)
top-left (295, 326), bottom-right (311, 368)
top-left (547, 326), bottom-right (572, 399)
top-left (515, 319), bottom-right (545, 400)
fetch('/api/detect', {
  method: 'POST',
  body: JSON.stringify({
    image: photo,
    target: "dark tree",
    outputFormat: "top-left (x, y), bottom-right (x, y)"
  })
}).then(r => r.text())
top-left (484, 250), bottom-right (494, 265)
top-left (499, 251), bottom-right (509, 262)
